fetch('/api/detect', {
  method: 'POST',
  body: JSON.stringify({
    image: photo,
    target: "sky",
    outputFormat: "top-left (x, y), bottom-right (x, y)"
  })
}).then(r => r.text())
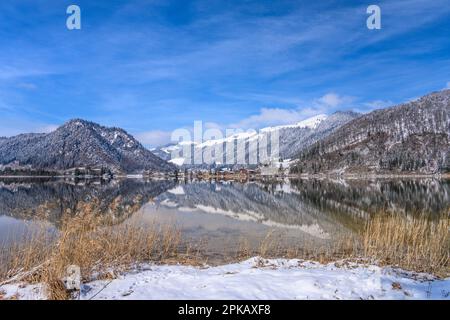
top-left (0, 0), bottom-right (449, 147)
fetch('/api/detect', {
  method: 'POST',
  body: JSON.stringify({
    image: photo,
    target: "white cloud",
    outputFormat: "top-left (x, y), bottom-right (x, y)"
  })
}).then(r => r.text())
top-left (231, 107), bottom-right (320, 129)
top-left (37, 124), bottom-right (59, 133)
top-left (0, 66), bottom-right (55, 81)
top-left (204, 122), bottom-right (222, 130)
top-left (133, 92), bottom-right (391, 147)
top-left (405, 96), bottom-right (420, 103)
top-left (17, 82), bottom-right (38, 90)
top-left (446, 82), bottom-right (450, 89)
top-left (230, 93), bottom-right (354, 129)
top-left (135, 130), bottom-right (172, 147)
top-left (361, 100), bottom-right (393, 112)
top-left (317, 93), bottom-right (353, 108)
top-left (0, 120), bottom-right (60, 137)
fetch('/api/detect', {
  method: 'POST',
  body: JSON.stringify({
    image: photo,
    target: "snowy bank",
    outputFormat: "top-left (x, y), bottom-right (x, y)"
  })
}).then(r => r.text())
top-left (1, 258), bottom-right (449, 300)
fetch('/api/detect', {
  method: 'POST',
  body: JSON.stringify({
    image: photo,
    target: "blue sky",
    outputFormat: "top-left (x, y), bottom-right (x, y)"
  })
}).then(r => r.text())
top-left (0, 0), bottom-right (449, 146)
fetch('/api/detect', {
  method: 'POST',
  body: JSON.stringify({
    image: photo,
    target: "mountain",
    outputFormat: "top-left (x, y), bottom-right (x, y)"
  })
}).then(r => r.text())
top-left (0, 179), bottom-right (175, 225)
top-left (291, 90), bottom-right (450, 175)
top-left (276, 111), bottom-right (360, 160)
top-left (153, 111), bottom-right (360, 168)
top-left (0, 119), bottom-right (176, 173)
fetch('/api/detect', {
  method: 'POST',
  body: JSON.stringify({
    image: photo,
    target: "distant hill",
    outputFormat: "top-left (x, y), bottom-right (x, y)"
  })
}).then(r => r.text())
top-left (153, 111), bottom-right (360, 168)
top-left (0, 119), bottom-right (176, 173)
top-left (291, 90), bottom-right (450, 175)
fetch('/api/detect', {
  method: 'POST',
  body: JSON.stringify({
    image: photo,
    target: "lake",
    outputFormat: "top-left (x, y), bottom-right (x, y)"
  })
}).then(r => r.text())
top-left (0, 177), bottom-right (449, 263)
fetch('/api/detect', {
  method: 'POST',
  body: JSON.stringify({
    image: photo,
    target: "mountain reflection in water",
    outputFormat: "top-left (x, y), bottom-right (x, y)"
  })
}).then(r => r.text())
top-left (0, 178), bottom-right (448, 255)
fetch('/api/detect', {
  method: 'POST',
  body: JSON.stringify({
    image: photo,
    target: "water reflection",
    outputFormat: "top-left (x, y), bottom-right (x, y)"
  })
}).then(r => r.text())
top-left (289, 178), bottom-right (449, 217)
top-left (0, 178), bottom-right (176, 225)
top-left (0, 178), bottom-right (448, 253)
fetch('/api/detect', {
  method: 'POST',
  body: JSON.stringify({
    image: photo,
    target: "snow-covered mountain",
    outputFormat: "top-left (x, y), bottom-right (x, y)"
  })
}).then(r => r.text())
top-left (0, 119), bottom-right (176, 173)
top-left (153, 112), bottom-right (360, 168)
top-left (291, 90), bottom-right (450, 174)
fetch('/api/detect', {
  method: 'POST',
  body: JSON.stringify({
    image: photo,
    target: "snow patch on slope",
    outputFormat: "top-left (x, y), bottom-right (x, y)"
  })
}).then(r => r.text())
top-left (169, 158), bottom-right (185, 166)
top-left (261, 114), bottom-right (328, 132)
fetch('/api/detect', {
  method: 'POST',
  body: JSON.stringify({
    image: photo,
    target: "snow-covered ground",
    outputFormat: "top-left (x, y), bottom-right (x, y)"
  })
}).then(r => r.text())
top-left (1, 257), bottom-right (449, 300)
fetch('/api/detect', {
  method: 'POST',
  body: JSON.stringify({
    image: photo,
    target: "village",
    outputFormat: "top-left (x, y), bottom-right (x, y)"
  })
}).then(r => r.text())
top-left (0, 159), bottom-right (292, 180)
top-left (174, 163), bottom-right (286, 180)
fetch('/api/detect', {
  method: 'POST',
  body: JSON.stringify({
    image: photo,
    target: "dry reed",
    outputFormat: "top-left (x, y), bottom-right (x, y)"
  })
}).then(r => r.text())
top-left (362, 213), bottom-right (449, 275)
top-left (0, 204), bottom-right (184, 299)
top-left (234, 213), bottom-right (449, 276)
top-left (0, 205), bottom-right (448, 299)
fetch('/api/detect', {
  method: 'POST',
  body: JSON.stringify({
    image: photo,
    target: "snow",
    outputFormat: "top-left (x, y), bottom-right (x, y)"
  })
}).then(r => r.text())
top-left (2, 258), bottom-right (448, 300)
top-left (167, 186), bottom-right (185, 195)
top-left (169, 157), bottom-right (185, 166)
top-left (125, 174), bottom-right (143, 179)
top-left (261, 114), bottom-right (328, 132)
top-left (159, 199), bottom-right (178, 208)
top-left (192, 204), bottom-right (330, 239)
top-left (260, 221), bottom-right (330, 239)
top-left (110, 132), bottom-right (119, 144)
top-left (193, 115), bottom-right (327, 149)
top-left (194, 204), bottom-right (263, 222)
top-left (196, 131), bottom-right (256, 149)
top-left (159, 114), bottom-right (328, 165)
top-left (0, 283), bottom-right (45, 300)
top-left (179, 141), bottom-right (197, 146)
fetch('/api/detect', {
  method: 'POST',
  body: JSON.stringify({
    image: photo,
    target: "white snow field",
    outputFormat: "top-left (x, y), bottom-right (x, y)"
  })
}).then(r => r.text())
top-left (1, 257), bottom-right (449, 300)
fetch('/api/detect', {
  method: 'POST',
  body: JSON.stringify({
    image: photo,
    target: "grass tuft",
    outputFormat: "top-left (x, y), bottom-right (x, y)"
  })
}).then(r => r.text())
top-left (0, 204), bottom-right (183, 299)
top-left (0, 205), bottom-right (448, 299)
top-left (362, 213), bottom-right (449, 275)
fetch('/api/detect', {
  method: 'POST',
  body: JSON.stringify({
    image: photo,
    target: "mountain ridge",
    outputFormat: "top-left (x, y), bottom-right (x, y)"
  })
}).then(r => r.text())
top-left (291, 90), bottom-right (450, 174)
top-left (153, 111), bottom-right (361, 168)
top-left (0, 119), bottom-right (176, 174)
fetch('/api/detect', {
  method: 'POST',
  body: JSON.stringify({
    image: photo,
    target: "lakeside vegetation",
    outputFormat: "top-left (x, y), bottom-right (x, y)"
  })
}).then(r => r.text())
top-left (0, 167), bottom-right (60, 177)
top-left (0, 205), bottom-right (448, 300)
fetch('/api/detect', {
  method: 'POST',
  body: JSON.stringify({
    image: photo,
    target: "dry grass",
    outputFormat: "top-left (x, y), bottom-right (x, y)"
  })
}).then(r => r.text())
top-left (234, 230), bottom-right (361, 265)
top-left (234, 213), bottom-right (449, 276)
top-left (0, 203), bottom-right (185, 299)
top-left (0, 204), bottom-right (448, 299)
top-left (362, 213), bottom-right (449, 275)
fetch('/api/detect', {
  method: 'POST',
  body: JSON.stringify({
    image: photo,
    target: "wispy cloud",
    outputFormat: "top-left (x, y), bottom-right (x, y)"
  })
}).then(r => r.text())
top-left (0, 66), bottom-right (54, 81)
top-left (230, 107), bottom-right (319, 129)
top-left (359, 100), bottom-right (394, 113)
top-left (230, 93), bottom-right (355, 129)
top-left (134, 130), bottom-right (173, 147)
top-left (0, 0), bottom-right (449, 139)
top-left (37, 124), bottom-right (59, 133)
top-left (17, 82), bottom-right (38, 90)
top-left (134, 91), bottom-right (361, 147)
top-left (317, 93), bottom-right (354, 108)
top-left (0, 119), bottom-right (59, 137)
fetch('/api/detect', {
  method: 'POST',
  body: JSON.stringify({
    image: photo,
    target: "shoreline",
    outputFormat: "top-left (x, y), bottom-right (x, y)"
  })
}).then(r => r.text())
top-left (1, 257), bottom-right (449, 300)
top-left (0, 209), bottom-right (447, 300)
top-left (0, 173), bottom-right (448, 180)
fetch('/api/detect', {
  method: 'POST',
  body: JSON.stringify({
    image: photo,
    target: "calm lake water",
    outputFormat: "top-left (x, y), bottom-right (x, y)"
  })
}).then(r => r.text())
top-left (0, 177), bottom-right (449, 260)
